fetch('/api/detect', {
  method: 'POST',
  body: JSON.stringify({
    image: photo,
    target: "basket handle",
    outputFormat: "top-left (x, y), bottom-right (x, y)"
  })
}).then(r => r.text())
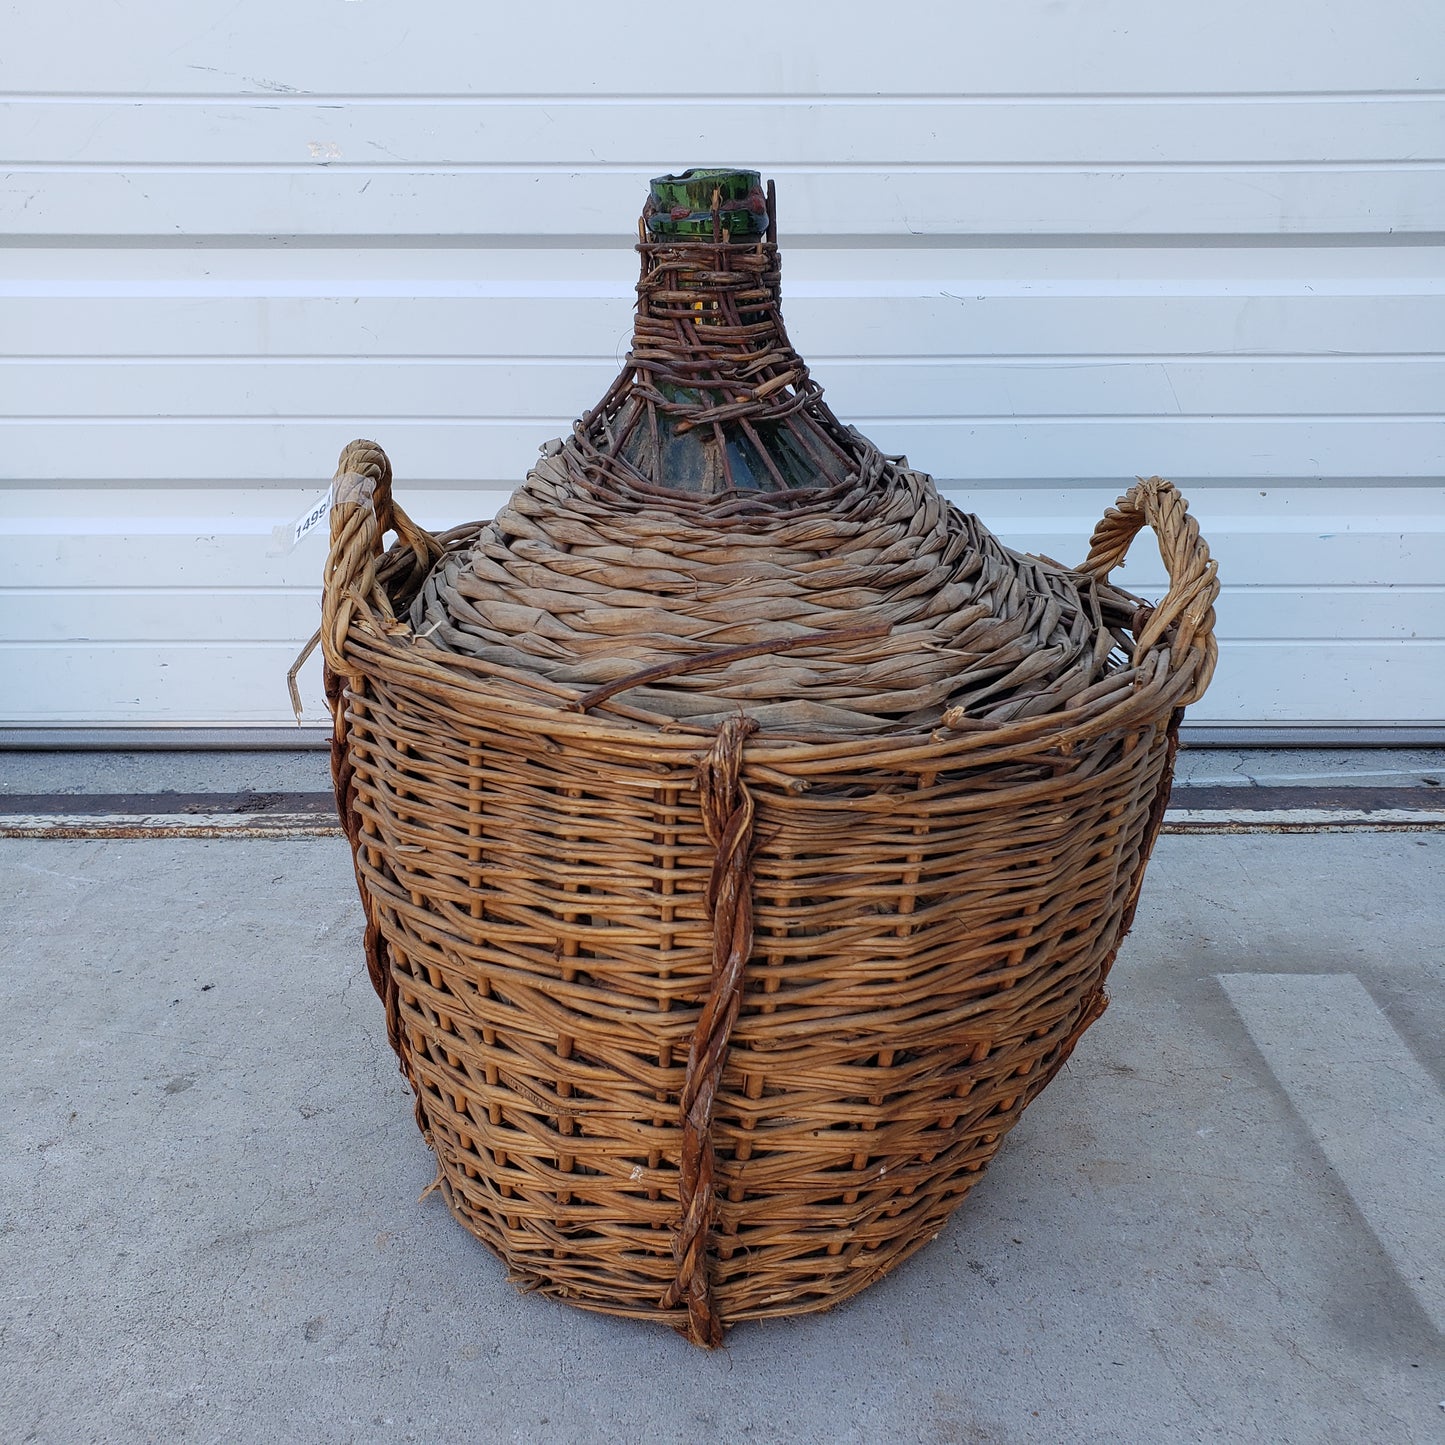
top-left (319, 439), bottom-right (436, 674)
top-left (310, 441), bottom-right (439, 1108)
top-left (1077, 476), bottom-right (1220, 705)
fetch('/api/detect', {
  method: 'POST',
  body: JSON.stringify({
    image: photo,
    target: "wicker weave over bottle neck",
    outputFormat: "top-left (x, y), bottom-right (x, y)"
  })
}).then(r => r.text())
top-left (578, 202), bottom-right (858, 501)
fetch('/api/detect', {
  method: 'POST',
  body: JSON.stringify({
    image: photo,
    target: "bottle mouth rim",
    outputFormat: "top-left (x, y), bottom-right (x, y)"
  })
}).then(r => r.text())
top-left (646, 168), bottom-right (769, 238)
top-left (653, 167), bottom-right (760, 187)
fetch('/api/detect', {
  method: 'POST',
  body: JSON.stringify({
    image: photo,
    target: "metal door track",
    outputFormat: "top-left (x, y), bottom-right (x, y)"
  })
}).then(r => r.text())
top-left (1, 787), bottom-right (1441, 839)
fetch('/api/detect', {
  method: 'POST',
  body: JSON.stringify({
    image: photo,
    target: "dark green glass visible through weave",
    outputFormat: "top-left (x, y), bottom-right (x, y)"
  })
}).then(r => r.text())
top-left (647, 168), bottom-right (769, 237)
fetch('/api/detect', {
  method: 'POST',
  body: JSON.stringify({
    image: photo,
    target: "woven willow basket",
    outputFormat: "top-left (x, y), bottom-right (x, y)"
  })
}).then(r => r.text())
top-left (315, 179), bottom-right (1219, 1348)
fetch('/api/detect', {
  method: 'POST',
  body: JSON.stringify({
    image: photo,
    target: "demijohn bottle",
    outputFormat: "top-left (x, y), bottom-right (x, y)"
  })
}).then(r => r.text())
top-left (317, 164), bottom-right (1219, 1352)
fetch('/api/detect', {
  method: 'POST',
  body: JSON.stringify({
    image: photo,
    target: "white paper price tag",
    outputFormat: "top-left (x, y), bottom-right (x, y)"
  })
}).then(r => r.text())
top-left (270, 485), bottom-right (334, 555)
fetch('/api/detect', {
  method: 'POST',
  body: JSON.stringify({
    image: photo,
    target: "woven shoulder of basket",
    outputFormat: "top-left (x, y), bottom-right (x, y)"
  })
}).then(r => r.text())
top-left (311, 198), bottom-right (1219, 1348)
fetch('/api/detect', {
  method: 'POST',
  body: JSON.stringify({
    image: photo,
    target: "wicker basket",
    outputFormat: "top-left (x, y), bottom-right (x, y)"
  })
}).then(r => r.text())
top-left (313, 178), bottom-right (1218, 1347)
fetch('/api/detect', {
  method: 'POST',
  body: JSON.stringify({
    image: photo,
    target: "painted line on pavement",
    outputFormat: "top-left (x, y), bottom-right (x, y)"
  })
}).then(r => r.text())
top-left (1219, 972), bottom-right (1445, 1337)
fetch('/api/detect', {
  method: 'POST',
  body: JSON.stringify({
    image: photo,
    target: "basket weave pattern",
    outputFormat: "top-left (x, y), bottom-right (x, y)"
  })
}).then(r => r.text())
top-left (316, 204), bottom-right (1219, 1347)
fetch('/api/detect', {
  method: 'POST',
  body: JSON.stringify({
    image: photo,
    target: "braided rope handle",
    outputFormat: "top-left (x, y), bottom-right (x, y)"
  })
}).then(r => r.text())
top-left (319, 439), bottom-right (439, 675)
top-left (1078, 476), bottom-right (1220, 706)
top-left (318, 441), bottom-right (442, 1100)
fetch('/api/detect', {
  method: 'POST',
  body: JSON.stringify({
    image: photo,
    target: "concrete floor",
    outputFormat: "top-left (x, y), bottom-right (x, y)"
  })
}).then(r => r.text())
top-left (2, 831), bottom-right (1442, 1444)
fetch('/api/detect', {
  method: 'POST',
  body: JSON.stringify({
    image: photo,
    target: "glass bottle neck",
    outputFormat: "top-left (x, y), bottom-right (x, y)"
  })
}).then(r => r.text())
top-left (572, 173), bottom-right (861, 500)
top-left (612, 233), bottom-right (853, 495)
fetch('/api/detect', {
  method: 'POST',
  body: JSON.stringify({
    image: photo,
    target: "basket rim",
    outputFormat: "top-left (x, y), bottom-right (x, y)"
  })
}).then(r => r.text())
top-left (338, 602), bottom-right (1198, 774)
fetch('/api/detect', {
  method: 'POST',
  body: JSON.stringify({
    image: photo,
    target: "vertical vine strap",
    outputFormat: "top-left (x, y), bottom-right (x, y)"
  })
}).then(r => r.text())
top-left (662, 714), bottom-right (762, 1347)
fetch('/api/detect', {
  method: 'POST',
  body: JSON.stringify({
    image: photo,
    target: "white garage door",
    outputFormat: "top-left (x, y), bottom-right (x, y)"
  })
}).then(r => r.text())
top-left (3, 2), bottom-right (1443, 736)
